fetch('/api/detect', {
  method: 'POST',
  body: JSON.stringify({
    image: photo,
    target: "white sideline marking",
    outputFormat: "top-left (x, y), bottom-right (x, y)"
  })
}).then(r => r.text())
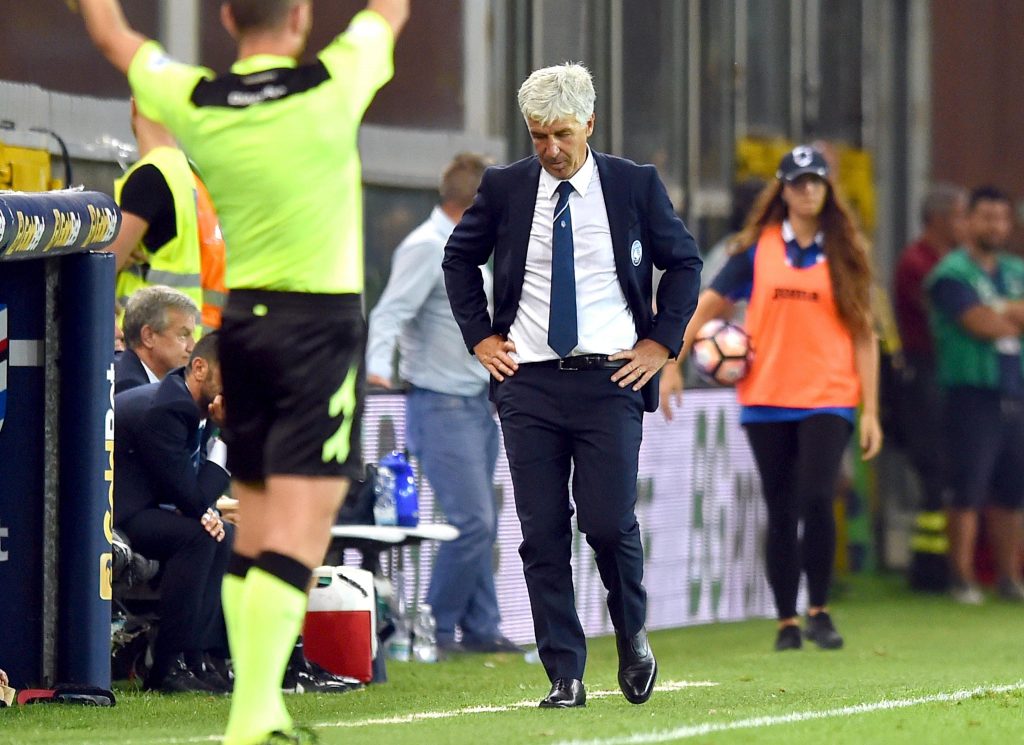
top-left (552, 681), bottom-right (1024, 745)
top-left (120, 681), bottom-right (718, 745)
top-left (324, 680), bottom-right (718, 729)
top-left (101, 680), bottom-right (1024, 745)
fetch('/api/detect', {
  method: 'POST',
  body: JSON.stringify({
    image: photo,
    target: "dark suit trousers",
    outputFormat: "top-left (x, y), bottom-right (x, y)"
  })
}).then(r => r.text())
top-left (494, 364), bottom-right (647, 682)
top-left (120, 509), bottom-right (234, 674)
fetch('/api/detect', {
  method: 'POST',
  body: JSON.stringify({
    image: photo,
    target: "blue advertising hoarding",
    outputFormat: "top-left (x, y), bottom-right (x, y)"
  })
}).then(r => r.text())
top-left (0, 260), bottom-right (47, 688)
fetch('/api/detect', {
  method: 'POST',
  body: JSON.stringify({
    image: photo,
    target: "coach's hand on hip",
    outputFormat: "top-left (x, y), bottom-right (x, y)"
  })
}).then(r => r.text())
top-left (474, 335), bottom-right (519, 382)
top-left (610, 339), bottom-right (670, 391)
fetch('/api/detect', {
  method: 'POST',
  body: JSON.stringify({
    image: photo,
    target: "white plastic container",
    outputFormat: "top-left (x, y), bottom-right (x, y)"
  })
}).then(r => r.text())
top-left (303, 566), bottom-right (377, 682)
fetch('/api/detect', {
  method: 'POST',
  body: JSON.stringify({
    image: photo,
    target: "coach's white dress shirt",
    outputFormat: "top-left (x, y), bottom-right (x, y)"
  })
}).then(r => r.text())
top-left (509, 147), bottom-right (637, 362)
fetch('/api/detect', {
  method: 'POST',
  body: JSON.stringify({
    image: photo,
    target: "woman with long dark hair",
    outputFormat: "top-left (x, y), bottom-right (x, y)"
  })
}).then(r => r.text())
top-left (661, 146), bottom-right (883, 650)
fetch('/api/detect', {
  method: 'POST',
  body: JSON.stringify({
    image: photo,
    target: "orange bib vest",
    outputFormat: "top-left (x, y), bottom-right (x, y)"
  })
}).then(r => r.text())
top-left (736, 224), bottom-right (860, 409)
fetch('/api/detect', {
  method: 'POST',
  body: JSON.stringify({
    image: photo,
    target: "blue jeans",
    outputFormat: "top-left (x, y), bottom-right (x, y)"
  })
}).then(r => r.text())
top-left (406, 387), bottom-right (501, 643)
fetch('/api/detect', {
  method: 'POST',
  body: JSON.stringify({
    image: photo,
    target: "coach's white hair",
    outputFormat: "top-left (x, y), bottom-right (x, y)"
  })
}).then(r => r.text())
top-left (517, 63), bottom-right (595, 127)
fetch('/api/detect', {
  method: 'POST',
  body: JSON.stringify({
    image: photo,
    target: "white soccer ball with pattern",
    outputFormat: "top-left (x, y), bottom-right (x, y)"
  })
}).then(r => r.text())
top-left (691, 319), bottom-right (752, 386)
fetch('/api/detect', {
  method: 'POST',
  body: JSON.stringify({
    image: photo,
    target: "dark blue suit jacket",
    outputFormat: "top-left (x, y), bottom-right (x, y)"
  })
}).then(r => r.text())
top-left (114, 348), bottom-right (152, 395)
top-left (113, 368), bottom-right (229, 527)
top-left (443, 152), bottom-right (703, 412)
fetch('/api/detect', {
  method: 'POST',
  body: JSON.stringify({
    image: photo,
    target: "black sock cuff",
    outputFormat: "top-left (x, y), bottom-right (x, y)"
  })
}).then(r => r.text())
top-left (256, 551), bottom-right (312, 593)
top-left (227, 553), bottom-right (256, 579)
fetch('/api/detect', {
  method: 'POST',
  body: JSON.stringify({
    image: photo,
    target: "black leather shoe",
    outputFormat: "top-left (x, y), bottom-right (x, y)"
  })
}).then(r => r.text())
top-left (191, 657), bottom-right (232, 693)
top-left (538, 678), bottom-right (586, 708)
top-left (616, 628), bottom-right (657, 704)
top-left (203, 653), bottom-right (234, 687)
top-left (147, 655), bottom-right (219, 694)
top-left (438, 639), bottom-right (468, 657)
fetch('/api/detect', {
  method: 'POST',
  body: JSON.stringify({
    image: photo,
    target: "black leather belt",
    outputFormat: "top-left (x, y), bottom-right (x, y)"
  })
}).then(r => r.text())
top-left (525, 354), bottom-right (627, 371)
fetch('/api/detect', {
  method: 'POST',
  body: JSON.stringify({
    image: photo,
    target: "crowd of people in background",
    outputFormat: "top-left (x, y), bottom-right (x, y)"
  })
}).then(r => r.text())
top-left (895, 185), bottom-right (1024, 604)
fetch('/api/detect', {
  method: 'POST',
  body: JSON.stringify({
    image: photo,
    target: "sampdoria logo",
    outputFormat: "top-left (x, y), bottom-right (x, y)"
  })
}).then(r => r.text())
top-left (0, 304), bottom-right (7, 433)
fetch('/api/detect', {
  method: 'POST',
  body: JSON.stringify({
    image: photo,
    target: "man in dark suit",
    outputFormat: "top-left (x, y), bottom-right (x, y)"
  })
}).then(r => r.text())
top-left (114, 332), bottom-right (232, 693)
top-left (443, 63), bottom-right (702, 708)
top-left (115, 285), bottom-right (198, 394)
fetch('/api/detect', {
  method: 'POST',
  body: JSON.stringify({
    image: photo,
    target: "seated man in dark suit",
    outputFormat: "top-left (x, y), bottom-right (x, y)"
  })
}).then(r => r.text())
top-left (116, 285), bottom-right (199, 394)
top-left (114, 332), bottom-right (232, 693)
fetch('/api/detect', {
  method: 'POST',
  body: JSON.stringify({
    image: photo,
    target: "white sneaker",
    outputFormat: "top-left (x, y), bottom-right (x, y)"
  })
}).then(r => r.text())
top-left (950, 582), bottom-right (985, 605)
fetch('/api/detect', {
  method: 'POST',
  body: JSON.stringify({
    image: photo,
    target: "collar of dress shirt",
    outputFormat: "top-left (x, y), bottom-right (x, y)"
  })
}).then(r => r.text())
top-left (539, 145), bottom-right (596, 201)
top-left (781, 218), bottom-right (824, 248)
top-left (428, 204), bottom-right (456, 235)
top-left (141, 358), bottom-right (160, 384)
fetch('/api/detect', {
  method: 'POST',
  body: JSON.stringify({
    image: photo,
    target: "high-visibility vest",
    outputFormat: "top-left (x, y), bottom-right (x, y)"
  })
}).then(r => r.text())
top-left (114, 146), bottom-right (203, 318)
top-left (194, 175), bottom-right (227, 332)
top-left (738, 224), bottom-right (861, 409)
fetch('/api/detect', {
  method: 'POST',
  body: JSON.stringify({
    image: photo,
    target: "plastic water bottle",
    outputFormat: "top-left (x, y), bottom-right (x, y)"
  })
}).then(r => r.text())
top-left (373, 461), bottom-right (397, 526)
top-left (388, 612), bottom-right (411, 662)
top-left (376, 451), bottom-right (419, 527)
top-left (391, 453), bottom-right (419, 528)
top-left (386, 571), bottom-right (411, 661)
top-left (412, 604), bottom-right (438, 663)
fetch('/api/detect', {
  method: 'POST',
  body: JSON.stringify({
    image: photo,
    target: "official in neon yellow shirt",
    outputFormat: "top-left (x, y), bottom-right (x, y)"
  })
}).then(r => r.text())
top-left (105, 100), bottom-right (203, 326)
top-left (81, 2), bottom-right (409, 743)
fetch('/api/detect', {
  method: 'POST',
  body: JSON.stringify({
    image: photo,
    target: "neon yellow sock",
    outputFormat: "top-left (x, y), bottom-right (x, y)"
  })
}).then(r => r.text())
top-left (221, 573), bottom-right (245, 680)
top-left (223, 567), bottom-right (307, 745)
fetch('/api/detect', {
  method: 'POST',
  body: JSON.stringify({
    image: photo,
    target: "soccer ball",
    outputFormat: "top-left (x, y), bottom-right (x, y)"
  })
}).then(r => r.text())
top-left (691, 319), bottom-right (752, 386)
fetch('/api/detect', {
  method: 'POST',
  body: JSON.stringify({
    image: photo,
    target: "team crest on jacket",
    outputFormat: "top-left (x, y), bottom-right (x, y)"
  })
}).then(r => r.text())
top-left (0, 304), bottom-right (7, 434)
top-left (631, 240), bottom-right (643, 266)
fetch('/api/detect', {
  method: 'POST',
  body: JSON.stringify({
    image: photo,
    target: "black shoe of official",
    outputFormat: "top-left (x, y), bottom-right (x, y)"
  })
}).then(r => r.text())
top-left (461, 634), bottom-right (525, 654)
top-left (282, 657), bottom-right (363, 694)
top-left (615, 628), bottom-right (657, 704)
top-left (804, 611), bottom-right (844, 650)
top-left (539, 678), bottom-right (586, 708)
top-left (774, 624), bottom-right (803, 651)
top-left (147, 655), bottom-right (220, 694)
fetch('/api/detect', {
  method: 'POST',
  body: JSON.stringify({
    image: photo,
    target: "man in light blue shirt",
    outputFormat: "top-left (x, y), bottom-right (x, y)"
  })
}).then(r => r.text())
top-left (366, 153), bottom-right (519, 654)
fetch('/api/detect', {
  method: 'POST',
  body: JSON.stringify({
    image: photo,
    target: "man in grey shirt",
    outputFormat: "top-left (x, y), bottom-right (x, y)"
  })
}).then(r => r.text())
top-left (366, 153), bottom-right (520, 654)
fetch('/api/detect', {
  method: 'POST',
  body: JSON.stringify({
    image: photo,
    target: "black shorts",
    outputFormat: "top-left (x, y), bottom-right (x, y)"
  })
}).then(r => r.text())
top-left (219, 289), bottom-right (365, 482)
top-left (945, 387), bottom-right (1024, 510)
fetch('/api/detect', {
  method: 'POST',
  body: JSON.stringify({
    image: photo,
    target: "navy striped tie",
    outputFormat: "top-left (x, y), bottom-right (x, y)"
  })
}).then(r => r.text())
top-left (548, 181), bottom-right (578, 358)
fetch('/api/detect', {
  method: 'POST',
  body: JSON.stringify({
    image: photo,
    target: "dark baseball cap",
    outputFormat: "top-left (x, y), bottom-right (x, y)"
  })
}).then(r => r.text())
top-left (776, 146), bottom-right (830, 182)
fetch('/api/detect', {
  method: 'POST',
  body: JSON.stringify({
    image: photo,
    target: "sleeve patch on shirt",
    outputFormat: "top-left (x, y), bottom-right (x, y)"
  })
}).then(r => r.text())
top-left (146, 52), bottom-right (174, 72)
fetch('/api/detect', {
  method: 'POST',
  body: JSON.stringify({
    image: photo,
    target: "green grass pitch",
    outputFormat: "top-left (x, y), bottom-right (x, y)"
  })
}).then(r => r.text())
top-left (2, 575), bottom-right (1021, 744)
